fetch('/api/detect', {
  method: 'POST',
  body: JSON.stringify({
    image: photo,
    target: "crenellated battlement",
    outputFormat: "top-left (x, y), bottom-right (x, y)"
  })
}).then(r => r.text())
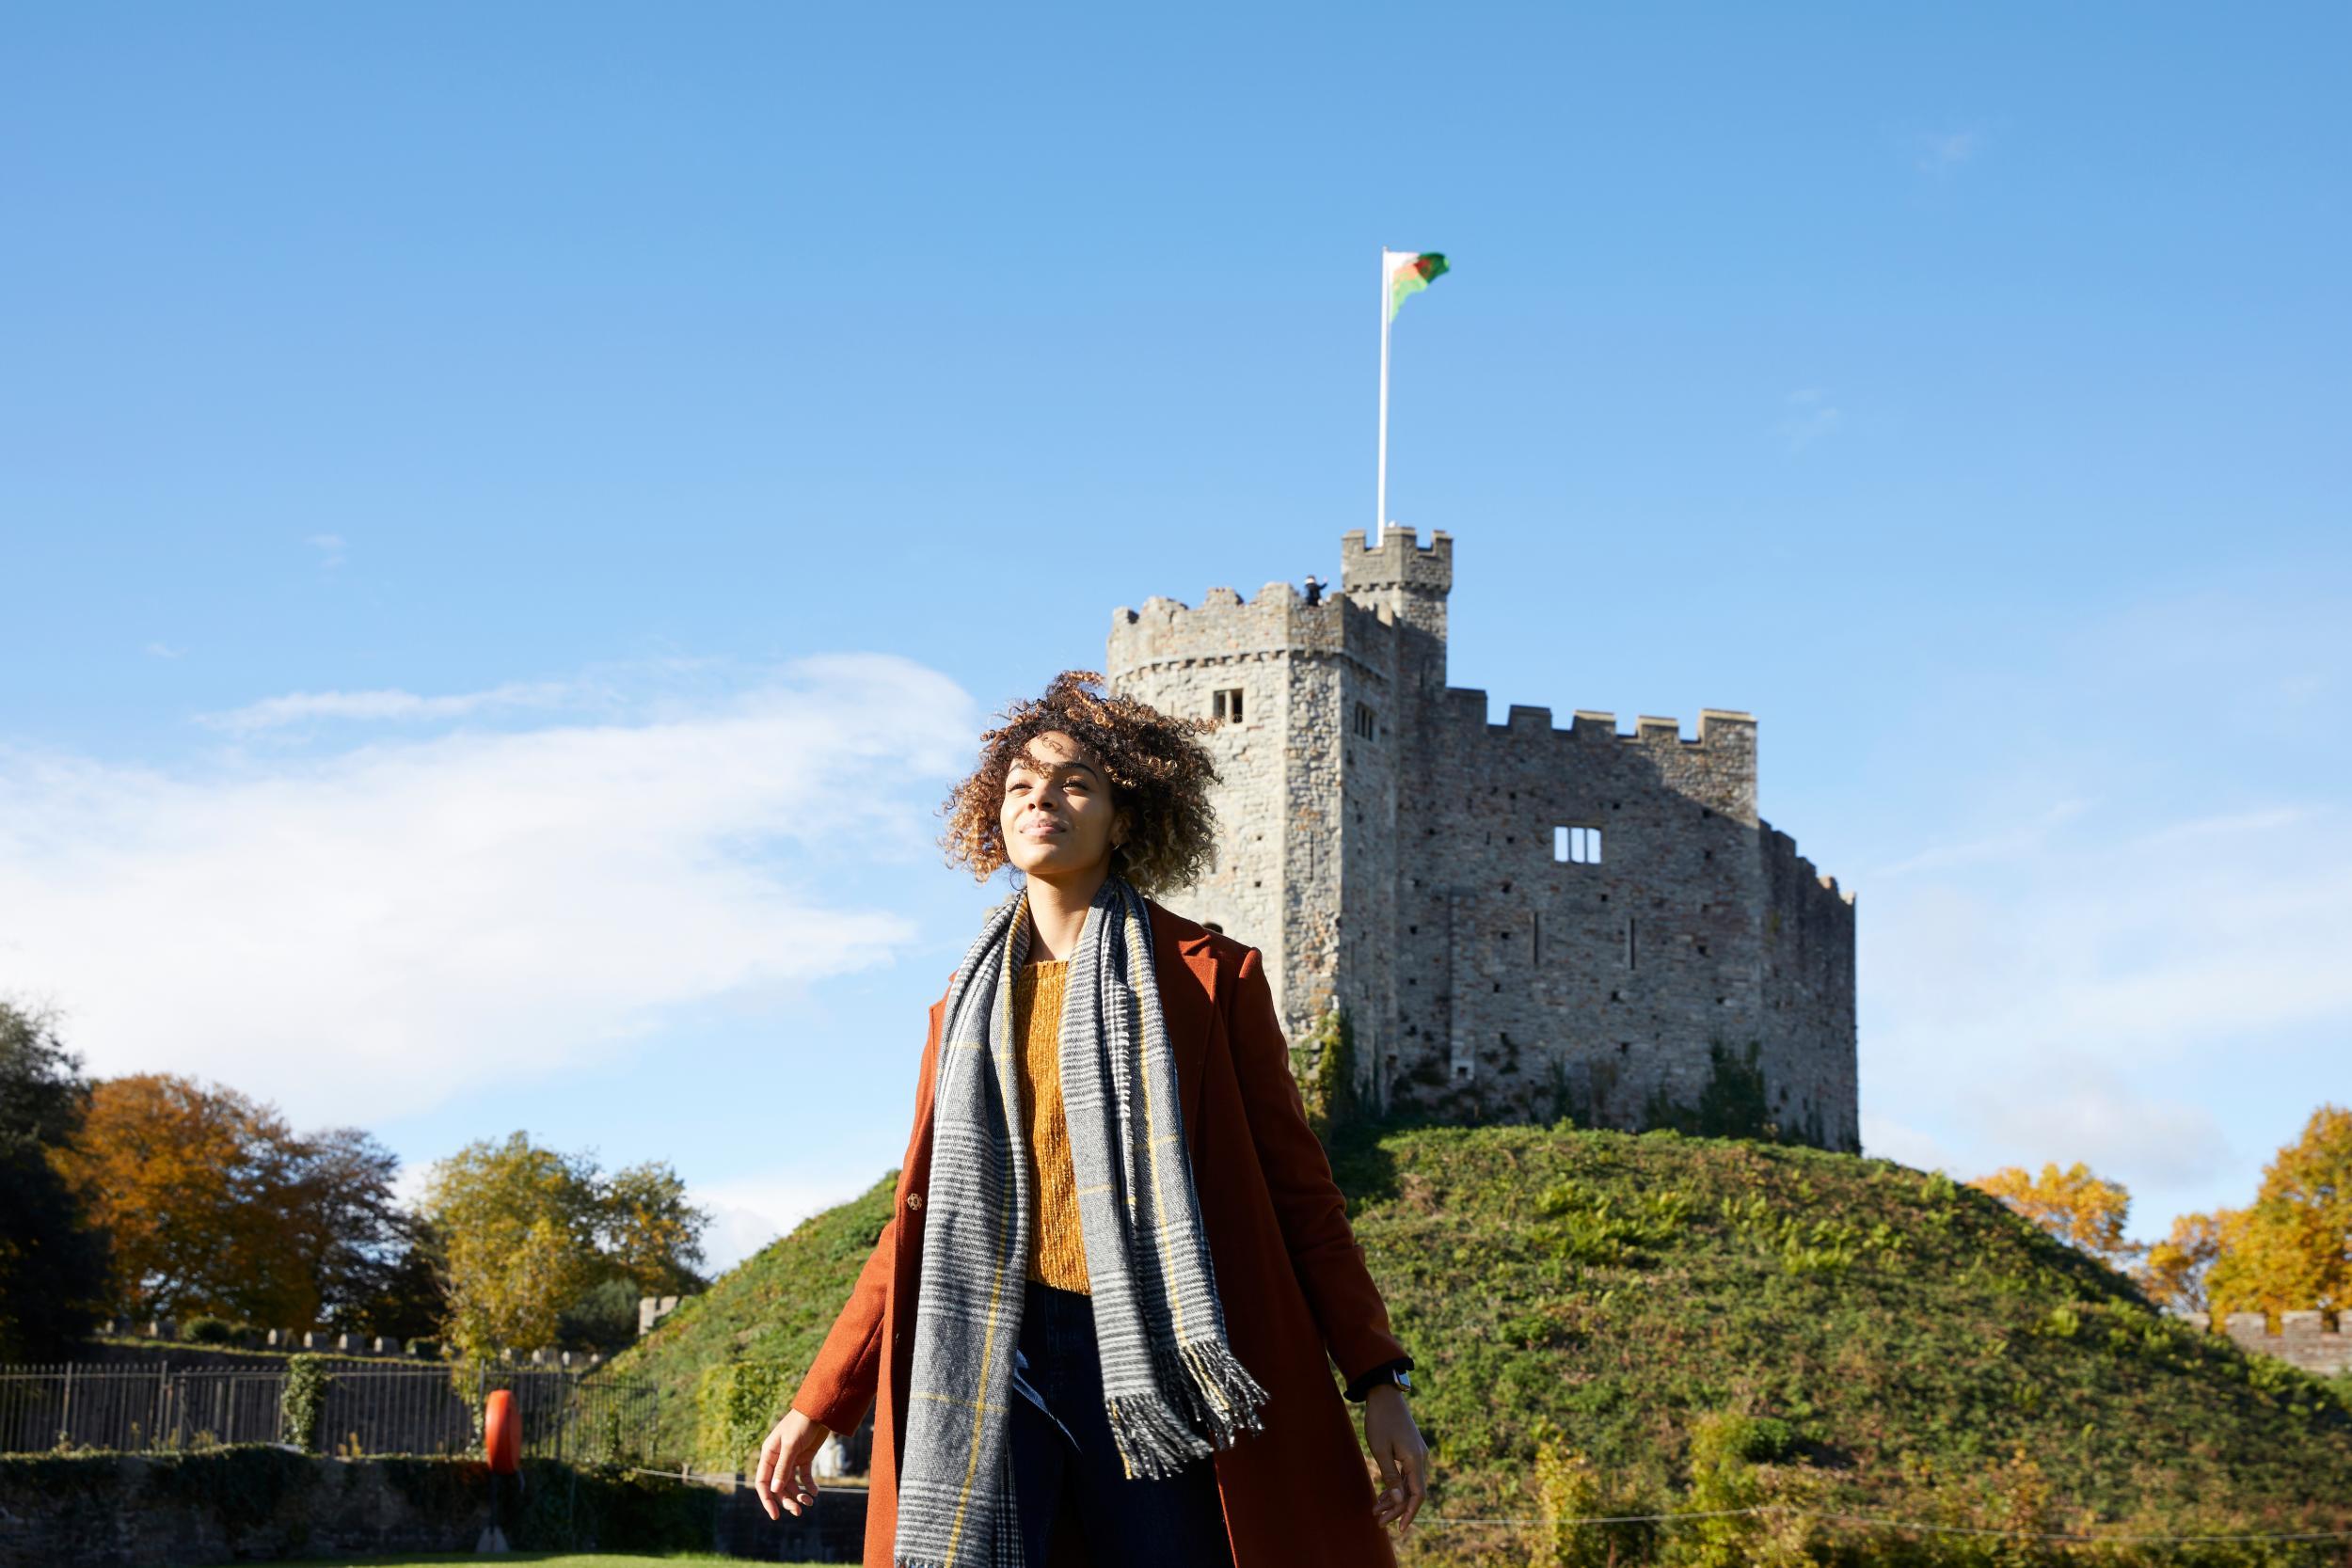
top-left (2189, 1311), bottom-right (2352, 1377)
top-left (1339, 525), bottom-right (1454, 594)
top-left (1440, 698), bottom-right (1759, 752)
top-left (1104, 526), bottom-right (1855, 1148)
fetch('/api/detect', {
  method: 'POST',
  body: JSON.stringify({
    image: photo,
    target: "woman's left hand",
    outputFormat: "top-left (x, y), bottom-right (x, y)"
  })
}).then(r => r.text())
top-left (1364, 1385), bottom-right (1428, 1530)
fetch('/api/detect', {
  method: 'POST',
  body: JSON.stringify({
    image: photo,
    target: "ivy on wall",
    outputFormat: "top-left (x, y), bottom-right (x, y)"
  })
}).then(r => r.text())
top-left (278, 1354), bottom-right (331, 1451)
top-left (1289, 1005), bottom-right (1357, 1142)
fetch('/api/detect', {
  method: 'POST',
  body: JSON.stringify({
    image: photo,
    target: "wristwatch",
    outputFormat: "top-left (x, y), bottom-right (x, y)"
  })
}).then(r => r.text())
top-left (1345, 1357), bottom-right (1415, 1402)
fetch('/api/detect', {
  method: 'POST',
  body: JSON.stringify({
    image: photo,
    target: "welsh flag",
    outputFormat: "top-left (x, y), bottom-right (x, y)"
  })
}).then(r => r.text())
top-left (1384, 250), bottom-right (1449, 324)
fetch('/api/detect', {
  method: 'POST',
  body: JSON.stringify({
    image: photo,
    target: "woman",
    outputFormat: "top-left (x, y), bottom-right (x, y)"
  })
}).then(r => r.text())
top-left (753, 671), bottom-right (1428, 1568)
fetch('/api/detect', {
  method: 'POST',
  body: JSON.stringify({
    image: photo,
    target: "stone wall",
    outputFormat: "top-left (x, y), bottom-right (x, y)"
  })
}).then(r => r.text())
top-left (1108, 526), bottom-right (1859, 1148)
top-left (2189, 1311), bottom-right (2352, 1377)
top-left (0, 1449), bottom-right (864, 1567)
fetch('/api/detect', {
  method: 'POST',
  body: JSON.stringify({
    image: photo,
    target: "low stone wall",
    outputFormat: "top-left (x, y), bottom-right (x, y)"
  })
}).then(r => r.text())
top-left (0, 1449), bottom-right (866, 1567)
top-left (2187, 1311), bottom-right (2352, 1378)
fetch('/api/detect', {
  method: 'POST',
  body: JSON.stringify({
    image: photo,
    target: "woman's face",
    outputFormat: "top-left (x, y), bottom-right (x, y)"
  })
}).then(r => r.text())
top-left (999, 730), bottom-right (1130, 882)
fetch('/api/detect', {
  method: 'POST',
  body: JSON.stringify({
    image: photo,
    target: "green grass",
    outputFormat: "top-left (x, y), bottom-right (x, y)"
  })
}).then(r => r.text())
top-left (604, 1172), bottom-right (898, 1470)
top-left (270, 1556), bottom-right (818, 1567)
top-left (612, 1120), bottom-right (2352, 1562)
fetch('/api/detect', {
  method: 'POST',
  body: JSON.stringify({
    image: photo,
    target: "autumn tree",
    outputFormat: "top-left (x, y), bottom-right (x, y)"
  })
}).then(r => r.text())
top-left (2204, 1104), bottom-right (2352, 1324)
top-left (1971, 1161), bottom-right (2142, 1270)
top-left (0, 1002), bottom-right (110, 1358)
top-left (60, 1073), bottom-right (294, 1322)
top-left (58, 1072), bottom-right (407, 1327)
top-left (421, 1132), bottom-right (708, 1358)
top-left (2137, 1209), bottom-right (2233, 1314)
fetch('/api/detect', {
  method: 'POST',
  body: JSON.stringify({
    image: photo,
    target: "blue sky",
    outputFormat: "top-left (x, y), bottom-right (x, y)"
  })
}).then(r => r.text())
top-left (3, 3), bottom-right (2345, 1270)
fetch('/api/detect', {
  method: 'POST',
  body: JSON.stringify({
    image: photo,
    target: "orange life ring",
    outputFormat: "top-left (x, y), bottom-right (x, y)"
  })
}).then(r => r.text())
top-left (484, 1387), bottom-right (521, 1475)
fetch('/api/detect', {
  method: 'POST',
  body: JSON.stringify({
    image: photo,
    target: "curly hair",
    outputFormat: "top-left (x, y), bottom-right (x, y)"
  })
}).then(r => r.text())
top-left (940, 671), bottom-right (1222, 896)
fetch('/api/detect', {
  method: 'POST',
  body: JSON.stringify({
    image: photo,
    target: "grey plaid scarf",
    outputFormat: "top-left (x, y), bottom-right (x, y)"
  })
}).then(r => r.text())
top-left (894, 874), bottom-right (1270, 1568)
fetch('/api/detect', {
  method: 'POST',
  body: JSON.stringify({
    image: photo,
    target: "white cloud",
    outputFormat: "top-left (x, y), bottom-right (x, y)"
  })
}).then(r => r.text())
top-left (1778, 388), bottom-right (1841, 452)
top-left (1956, 1061), bottom-right (2234, 1188)
top-left (1917, 129), bottom-right (1981, 172)
top-left (1871, 802), bottom-right (2352, 1072)
top-left (306, 533), bottom-right (348, 569)
top-left (0, 653), bottom-right (977, 1126)
top-left (693, 1170), bottom-right (878, 1275)
top-left (200, 681), bottom-right (577, 733)
top-left (145, 641), bottom-right (186, 660)
top-left (1859, 1113), bottom-right (1960, 1174)
top-left (1854, 571), bottom-right (2352, 1235)
top-left (1867, 797), bottom-right (2096, 879)
top-left (1864, 795), bottom-right (2350, 1223)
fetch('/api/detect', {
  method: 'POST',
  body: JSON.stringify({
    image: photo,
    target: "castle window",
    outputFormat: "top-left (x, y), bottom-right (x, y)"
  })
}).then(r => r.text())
top-left (1352, 701), bottom-right (1378, 739)
top-left (1555, 825), bottom-right (1602, 864)
top-left (1213, 688), bottom-right (1245, 723)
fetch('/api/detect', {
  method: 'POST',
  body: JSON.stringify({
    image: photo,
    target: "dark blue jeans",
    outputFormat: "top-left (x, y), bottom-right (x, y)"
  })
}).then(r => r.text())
top-left (1009, 1278), bottom-right (1235, 1567)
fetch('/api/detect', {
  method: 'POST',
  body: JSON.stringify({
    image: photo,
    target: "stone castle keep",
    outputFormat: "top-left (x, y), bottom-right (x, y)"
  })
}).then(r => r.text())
top-left (1108, 527), bottom-right (1860, 1149)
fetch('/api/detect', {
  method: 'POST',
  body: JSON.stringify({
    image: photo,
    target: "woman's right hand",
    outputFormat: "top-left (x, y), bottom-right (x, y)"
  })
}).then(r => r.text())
top-left (752, 1407), bottom-right (833, 1521)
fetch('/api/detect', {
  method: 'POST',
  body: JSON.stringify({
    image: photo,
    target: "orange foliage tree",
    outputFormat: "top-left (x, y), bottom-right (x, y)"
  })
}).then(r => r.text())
top-left (57, 1072), bottom-right (406, 1327)
top-left (2137, 1209), bottom-right (2232, 1314)
top-left (1970, 1161), bottom-right (2142, 1270)
top-left (2203, 1104), bottom-right (2351, 1325)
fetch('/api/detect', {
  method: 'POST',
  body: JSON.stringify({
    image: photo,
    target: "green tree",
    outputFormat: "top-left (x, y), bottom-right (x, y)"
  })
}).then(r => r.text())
top-left (0, 1002), bottom-right (110, 1358)
top-left (287, 1123), bottom-right (418, 1327)
top-left (346, 1211), bottom-right (450, 1342)
top-left (599, 1159), bottom-right (708, 1297)
top-left (422, 1132), bottom-right (605, 1359)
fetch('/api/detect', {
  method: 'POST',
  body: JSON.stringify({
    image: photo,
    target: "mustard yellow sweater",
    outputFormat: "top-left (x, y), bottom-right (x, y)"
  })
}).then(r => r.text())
top-left (1010, 958), bottom-right (1090, 1293)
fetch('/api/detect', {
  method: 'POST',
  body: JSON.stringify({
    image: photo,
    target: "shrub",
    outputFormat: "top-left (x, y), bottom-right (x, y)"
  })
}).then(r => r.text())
top-left (695, 1361), bottom-right (793, 1471)
top-left (1533, 1418), bottom-right (1657, 1568)
top-left (183, 1315), bottom-right (234, 1345)
top-left (278, 1354), bottom-right (331, 1451)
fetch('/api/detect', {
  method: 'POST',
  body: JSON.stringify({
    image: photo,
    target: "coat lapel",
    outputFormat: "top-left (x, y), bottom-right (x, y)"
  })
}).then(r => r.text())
top-left (1149, 899), bottom-right (1220, 1155)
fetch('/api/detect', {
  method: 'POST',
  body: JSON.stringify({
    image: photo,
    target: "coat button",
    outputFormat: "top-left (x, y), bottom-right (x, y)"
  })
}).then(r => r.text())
top-left (907, 1192), bottom-right (923, 1211)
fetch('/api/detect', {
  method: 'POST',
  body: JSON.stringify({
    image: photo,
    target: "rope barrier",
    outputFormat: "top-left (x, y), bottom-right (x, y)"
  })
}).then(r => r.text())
top-left (629, 1465), bottom-right (2352, 1546)
top-left (1406, 1505), bottom-right (2352, 1544)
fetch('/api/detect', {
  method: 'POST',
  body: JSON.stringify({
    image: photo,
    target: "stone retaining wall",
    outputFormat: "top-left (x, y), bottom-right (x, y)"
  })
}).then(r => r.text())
top-left (0, 1449), bottom-right (864, 1567)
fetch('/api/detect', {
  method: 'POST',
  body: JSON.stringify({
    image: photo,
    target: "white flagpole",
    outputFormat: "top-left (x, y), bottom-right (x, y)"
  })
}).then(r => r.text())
top-left (1376, 248), bottom-right (1392, 546)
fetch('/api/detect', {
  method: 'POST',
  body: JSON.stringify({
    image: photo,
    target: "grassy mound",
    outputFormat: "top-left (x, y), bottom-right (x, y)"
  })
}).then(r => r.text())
top-left (605, 1172), bottom-right (898, 1472)
top-left (1336, 1121), bottom-right (2352, 1562)
top-left (614, 1124), bottom-right (2352, 1562)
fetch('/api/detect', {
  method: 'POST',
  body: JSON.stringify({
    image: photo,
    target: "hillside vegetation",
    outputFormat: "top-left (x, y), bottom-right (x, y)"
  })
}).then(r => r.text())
top-left (613, 1123), bottom-right (2352, 1564)
top-left (606, 1172), bottom-right (898, 1474)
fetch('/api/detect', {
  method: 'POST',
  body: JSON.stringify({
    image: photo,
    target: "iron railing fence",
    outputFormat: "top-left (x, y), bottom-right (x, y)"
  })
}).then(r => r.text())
top-left (0, 1362), bottom-right (670, 1467)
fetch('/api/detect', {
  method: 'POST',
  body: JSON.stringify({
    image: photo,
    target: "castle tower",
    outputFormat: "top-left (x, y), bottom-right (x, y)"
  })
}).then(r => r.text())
top-left (1107, 529), bottom-right (1858, 1148)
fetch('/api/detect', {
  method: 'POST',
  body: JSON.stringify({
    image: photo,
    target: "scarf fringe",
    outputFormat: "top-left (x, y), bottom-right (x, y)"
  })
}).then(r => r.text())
top-left (901, 879), bottom-right (1277, 1565)
top-left (1104, 1336), bottom-right (1274, 1480)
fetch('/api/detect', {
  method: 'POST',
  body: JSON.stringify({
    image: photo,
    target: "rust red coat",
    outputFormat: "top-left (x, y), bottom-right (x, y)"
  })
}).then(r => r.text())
top-left (789, 897), bottom-right (1409, 1568)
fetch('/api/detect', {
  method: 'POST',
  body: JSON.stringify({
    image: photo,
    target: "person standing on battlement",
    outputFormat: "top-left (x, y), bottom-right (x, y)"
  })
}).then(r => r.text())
top-left (1302, 573), bottom-right (1324, 605)
top-left (753, 670), bottom-right (1426, 1568)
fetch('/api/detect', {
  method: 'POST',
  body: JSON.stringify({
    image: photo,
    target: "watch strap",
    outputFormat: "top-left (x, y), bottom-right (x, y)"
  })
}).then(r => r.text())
top-left (1344, 1354), bottom-right (1415, 1402)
